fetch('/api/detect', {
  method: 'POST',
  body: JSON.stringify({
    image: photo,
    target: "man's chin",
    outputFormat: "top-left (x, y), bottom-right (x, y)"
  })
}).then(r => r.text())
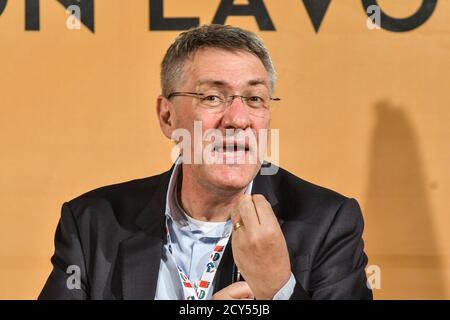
top-left (201, 163), bottom-right (260, 191)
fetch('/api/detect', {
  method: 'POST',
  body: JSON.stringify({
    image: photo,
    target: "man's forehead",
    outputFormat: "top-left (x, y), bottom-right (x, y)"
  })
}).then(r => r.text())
top-left (181, 48), bottom-right (271, 90)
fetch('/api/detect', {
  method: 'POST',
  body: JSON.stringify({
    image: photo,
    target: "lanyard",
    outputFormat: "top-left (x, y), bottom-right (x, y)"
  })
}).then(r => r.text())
top-left (165, 217), bottom-right (231, 300)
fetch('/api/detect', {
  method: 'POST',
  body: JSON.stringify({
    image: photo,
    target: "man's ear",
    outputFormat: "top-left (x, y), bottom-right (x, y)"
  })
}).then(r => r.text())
top-left (157, 95), bottom-right (175, 139)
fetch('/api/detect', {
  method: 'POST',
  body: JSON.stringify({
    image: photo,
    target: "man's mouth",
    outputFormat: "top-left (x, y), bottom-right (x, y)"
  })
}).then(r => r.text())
top-left (213, 141), bottom-right (250, 153)
top-left (205, 135), bottom-right (259, 165)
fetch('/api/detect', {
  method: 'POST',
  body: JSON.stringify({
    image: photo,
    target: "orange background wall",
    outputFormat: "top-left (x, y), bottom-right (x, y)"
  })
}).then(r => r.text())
top-left (0, 0), bottom-right (449, 299)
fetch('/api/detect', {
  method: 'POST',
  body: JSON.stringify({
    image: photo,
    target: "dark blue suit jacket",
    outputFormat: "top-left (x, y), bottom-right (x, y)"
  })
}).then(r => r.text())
top-left (39, 165), bottom-right (372, 300)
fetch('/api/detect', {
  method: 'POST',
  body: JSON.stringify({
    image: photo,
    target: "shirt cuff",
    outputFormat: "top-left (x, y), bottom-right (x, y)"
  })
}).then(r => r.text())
top-left (272, 272), bottom-right (296, 300)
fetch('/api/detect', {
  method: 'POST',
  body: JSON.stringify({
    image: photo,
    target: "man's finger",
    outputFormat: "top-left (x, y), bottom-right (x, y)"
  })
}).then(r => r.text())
top-left (251, 194), bottom-right (277, 227)
top-left (232, 194), bottom-right (260, 233)
top-left (212, 281), bottom-right (254, 300)
top-left (227, 281), bottom-right (254, 300)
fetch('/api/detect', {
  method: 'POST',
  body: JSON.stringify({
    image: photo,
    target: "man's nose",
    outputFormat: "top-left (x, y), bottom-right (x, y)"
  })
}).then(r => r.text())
top-left (221, 96), bottom-right (252, 129)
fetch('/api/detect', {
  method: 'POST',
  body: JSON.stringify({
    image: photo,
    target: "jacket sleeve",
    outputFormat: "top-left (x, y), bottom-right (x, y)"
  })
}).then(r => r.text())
top-left (38, 202), bottom-right (89, 300)
top-left (306, 198), bottom-right (373, 300)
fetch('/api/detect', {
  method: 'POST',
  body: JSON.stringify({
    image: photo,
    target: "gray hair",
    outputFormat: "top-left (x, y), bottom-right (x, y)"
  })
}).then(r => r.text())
top-left (160, 24), bottom-right (276, 97)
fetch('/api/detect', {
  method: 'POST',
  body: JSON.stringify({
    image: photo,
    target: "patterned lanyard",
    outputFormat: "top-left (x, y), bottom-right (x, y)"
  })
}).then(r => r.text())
top-left (165, 217), bottom-right (231, 300)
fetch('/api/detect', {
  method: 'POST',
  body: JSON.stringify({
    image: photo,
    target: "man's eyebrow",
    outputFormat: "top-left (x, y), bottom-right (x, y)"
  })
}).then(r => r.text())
top-left (197, 79), bottom-right (228, 87)
top-left (248, 79), bottom-right (269, 86)
top-left (197, 79), bottom-right (269, 87)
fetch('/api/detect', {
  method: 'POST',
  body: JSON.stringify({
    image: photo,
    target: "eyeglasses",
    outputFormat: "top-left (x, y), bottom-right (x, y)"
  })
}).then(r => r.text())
top-left (166, 91), bottom-right (281, 117)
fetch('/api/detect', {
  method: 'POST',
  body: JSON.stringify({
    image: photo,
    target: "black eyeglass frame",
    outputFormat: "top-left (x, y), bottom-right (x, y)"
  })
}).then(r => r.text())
top-left (166, 92), bottom-right (281, 104)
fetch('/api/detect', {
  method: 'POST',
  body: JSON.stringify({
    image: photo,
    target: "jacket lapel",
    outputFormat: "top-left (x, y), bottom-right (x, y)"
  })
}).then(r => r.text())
top-left (118, 232), bottom-right (163, 299)
top-left (117, 170), bottom-right (171, 300)
top-left (252, 168), bottom-right (279, 209)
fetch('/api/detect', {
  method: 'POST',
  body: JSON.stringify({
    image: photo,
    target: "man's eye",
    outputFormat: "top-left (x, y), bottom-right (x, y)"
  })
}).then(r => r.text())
top-left (203, 95), bottom-right (222, 102)
top-left (249, 96), bottom-right (263, 102)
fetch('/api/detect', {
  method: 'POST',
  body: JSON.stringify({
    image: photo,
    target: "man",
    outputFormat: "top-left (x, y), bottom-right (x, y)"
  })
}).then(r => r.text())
top-left (39, 24), bottom-right (372, 300)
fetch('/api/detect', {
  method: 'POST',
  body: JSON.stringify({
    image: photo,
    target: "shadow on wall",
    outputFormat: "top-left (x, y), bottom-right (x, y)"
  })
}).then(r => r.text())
top-left (364, 100), bottom-right (445, 299)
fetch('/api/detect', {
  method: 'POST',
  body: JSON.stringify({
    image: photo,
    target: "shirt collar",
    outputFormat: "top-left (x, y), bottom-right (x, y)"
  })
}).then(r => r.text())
top-left (164, 158), bottom-right (253, 238)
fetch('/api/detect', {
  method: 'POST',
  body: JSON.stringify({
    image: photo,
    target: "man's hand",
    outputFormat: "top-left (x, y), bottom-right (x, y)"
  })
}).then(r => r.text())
top-left (212, 281), bottom-right (254, 300)
top-left (231, 194), bottom-right (291, 300)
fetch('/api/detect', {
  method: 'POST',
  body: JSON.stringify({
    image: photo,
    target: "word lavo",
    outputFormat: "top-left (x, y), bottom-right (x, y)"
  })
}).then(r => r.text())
top-left (0, 0), bottom-right (438, 33)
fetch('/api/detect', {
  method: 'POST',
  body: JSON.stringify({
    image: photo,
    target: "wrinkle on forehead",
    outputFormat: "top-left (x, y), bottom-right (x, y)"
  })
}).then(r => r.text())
top-left (182, 48), bottom-right (270, 92)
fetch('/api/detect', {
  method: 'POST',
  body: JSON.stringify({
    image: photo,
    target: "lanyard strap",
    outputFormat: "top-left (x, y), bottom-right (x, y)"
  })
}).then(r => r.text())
top-left (165, 217), bottom-right (230, 300)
